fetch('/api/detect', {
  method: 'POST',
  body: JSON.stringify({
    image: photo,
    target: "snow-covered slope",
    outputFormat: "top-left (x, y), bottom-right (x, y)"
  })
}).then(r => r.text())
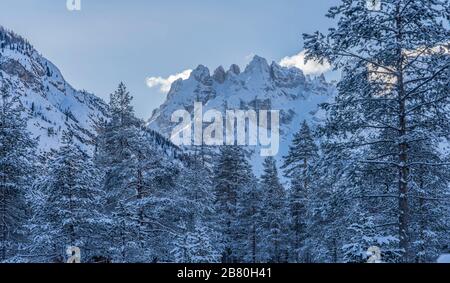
top-left (0, 27), bottom-right (108, 154)
top-left (148, 55), bottom-right (337, 173)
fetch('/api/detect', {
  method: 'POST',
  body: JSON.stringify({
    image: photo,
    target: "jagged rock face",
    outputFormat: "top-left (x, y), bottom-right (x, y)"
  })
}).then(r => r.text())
top-left (148, 55), bottom-right (337, 173)
top-left (228, 64), bottom-right (241, 76)
top-left (270, 62), bottom-right (306, 88)
top-left (1, 59), bottom-right (40, 86)
top-left (244, 55), bottom-right (271, 75)
top-left (213, 66), bottom-right (226, 84)
top-left (191, 64), bottom-right (213, 86)
top-left (0, 27), bottom-right (108, 154)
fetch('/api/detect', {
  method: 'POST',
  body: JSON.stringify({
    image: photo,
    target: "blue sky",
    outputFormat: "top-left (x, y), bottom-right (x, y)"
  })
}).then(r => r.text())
top-left (0, 0), bottom-right (339, 118)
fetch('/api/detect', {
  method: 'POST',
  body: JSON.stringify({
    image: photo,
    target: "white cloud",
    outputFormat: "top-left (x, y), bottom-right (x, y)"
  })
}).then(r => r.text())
top-left (279, 50), bottom-right (331, 75)
top-left (146, 69), bottom-right (192, 93)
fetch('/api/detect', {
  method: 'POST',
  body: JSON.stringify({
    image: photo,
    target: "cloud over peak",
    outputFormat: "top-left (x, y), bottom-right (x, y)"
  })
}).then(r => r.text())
top-left (279, 50), bottom-right (331, 75)
top-left (146, 69), bottom-right (192, 93)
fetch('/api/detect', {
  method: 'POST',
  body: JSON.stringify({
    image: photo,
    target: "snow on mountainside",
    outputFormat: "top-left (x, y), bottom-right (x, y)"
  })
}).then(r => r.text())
top-left (148, 55), bottom-right (337, 173)
top-left (0, 26), bottom-right (108, 154)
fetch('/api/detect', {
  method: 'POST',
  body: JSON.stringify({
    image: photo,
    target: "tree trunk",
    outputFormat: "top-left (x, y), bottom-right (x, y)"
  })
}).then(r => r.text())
top-left (0, 185), bottom-right (6, 261)
top-left (252, 223), bottom-right (256, 263)
top-left (395, 4), bottom-right (410, 262)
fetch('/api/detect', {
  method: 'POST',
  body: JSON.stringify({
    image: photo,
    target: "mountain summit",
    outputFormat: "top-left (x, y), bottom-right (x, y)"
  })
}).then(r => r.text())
top-left (149, 55), bottom-right (336, 172)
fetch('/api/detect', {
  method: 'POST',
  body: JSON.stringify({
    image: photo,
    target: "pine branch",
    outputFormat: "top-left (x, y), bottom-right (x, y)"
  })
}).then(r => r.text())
top-left (403, 63), bottom-right (450, 99)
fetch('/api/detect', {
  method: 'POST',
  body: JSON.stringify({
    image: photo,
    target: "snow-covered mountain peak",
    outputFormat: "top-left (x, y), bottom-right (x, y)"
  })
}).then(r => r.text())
top-left (227, 64), bottom-right (241, 76)
top-left (270, 61), bottom-right (306, 88)
top-left (149, 54), bottom-right (337, 173)
top-left (190, 64), bottom-right (212, 85)
top-left (212, 66), bottom-right (226, 84)
top-left (243, 55), bottom-right (271, 79)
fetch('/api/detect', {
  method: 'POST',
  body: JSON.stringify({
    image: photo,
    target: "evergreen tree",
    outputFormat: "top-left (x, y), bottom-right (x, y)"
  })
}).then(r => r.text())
top-left (304, 0), bottom-right (450, 262)
top-left (29, 131), bottom-right (105, 262)
top-left (0, 83), bottom-right (36, 262)
top-left (95, 83), bottom-right (144, 262)
top-left (260, 157), bottom-right (288, 263)
top-left (171, 152), bottom-right (221, 262)
top-left (213, 146), bottom-right (254, 263)
top-left (408, 140), bottom-right (450, 262)
top-left (305, 141), bottom-right (354, 263)
top-left (171, 220), bottom-right (221, 263)
top-left (282, 121), bottom-right (319, 262)
top-left (282, 121), bottom-right (319, 178)
top-left (236, 175), bottom-right (264, 263)
top-left (95, 83), bottom-right (179, 262)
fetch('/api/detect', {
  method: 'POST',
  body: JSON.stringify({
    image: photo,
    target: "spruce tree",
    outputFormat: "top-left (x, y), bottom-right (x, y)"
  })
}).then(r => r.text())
top-left (260, 157), bottom-right (288, 263)
top-left (29, 131), bottom-right (105, 262)
top-left (304, 0), bottom-right (450, 262)
top-left (0, 83), bottom-right (37, 262)
top-left (213, 146), bottom-right (254, 263)
top-left (236, 175), bottom-right (264, 263)
top-left (95, 83), bottom-right (179, 262)
top-left (282, 121), bottom-right (319, 262)
top-left (171, 220), bottom-right (221, 263)
top-left (171, 152), bottom-right (221, 262)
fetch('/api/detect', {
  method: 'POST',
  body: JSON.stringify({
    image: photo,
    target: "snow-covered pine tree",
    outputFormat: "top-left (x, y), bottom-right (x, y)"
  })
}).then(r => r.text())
top-left (408, 139), bottom-right (450, 262)
top-left (260, 157), bottom-right (288, 263)
top-left (282, 121), bottom-right (319, 178)
top-left (171, 220), bottom-right (221, 263)
top-left (236, 174), bottom-right (264, 263)
top-left (335, 128), bottom-right (405, 263)
top-left (95, 83), bottom-right (147, 262)
top-left (29, 131), bottom-right (105, 262)
top-left (0, 83), bottom-right (37, 262)
top-left (171, 151), bottom-right (221, 263)
top-left (304, 0), bottom-right (450, 262)
top-left (121, 127), bottom-right (180, 262)
top-left (95, 83), bottom-right (179, 262)
top-left (213, 146), bottom-right (254, 263)
top-left (179, 151), bottom-right (216, 231)
top-left (282, 121), bottom-right (319, 262)
top-left (342, 212), bottom-right (400, 263)
top-left (304, 140), bottom-right (358, 263)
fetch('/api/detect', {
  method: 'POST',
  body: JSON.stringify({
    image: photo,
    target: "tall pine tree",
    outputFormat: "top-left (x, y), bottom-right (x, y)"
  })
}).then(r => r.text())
top-left (260, 157), bottom-right (288, 263)
top-left (0, 83), bottom-right (36, 262)
top-left (282, 121), bottom-right (319, 262)
top-left (304, 0), bottom-right (450, 262)
top-left (95, 83), bottom-right (179, 262)
top-left (213, 146), bottom-right (254, 262)
top-left (29, 131), bottom-right (105, 262)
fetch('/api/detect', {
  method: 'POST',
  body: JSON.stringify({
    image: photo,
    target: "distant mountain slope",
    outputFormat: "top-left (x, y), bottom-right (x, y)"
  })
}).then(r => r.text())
top-left (0, 26), bottom-right (108, 153)
top-left (1, 26), bottom-right (186, 160)
top-left (148, 55), bottom-right (337, 173)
